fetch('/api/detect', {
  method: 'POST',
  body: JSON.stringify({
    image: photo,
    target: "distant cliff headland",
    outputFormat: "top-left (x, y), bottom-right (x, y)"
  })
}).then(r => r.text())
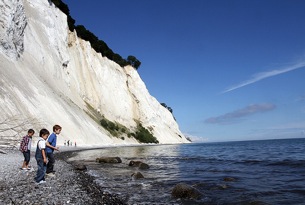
top-left (0, 0), bottom-right (189, 147)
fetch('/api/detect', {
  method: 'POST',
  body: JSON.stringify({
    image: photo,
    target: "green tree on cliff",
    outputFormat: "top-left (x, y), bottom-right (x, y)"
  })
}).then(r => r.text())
top-left (127, 55), bottom-right (141, 70)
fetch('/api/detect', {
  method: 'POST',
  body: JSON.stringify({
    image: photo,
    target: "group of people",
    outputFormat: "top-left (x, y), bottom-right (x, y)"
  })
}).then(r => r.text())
top-left (19, 125), bottom-right (62, 184)
top-left (64, 140), bottom-right (76, 146)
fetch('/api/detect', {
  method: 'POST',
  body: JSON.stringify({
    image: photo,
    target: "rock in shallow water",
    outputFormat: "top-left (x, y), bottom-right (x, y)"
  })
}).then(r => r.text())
top-left (131, 172), bottom-right (144, 180)
top-left (172, 183), bottom-right (202, 199)
top-left (128, 160), bottom-right (150, 169)
top-left (96, 157), bottom-right (122, 163)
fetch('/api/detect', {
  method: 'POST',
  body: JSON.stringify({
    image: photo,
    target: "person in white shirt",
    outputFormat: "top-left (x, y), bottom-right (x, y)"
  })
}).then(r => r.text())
top-left (34, 128), bottom-right (50, 184)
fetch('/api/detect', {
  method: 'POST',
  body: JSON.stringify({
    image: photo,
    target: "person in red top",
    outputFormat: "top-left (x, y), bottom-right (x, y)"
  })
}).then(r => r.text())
top-left (19, 129), bottom-right (35, 170)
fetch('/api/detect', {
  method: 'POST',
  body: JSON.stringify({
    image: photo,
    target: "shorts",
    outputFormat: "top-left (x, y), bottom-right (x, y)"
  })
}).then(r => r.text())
top-left (23, 150), bottom-right (31, 163)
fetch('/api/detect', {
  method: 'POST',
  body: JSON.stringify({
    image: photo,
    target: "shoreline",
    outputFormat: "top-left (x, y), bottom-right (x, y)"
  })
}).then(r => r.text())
top-left (0, 148), bottom-right (125, 205)
top-left (56, 142), bottom-right (189, 151)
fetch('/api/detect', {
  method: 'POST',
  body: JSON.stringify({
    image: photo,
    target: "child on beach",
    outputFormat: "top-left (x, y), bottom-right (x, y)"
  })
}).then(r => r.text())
top-left (46, 124), bottom-right (61, 176)
top-left (34, 128), bottom-right (50, 184)
top-left (19, 129), bottom-right (35, 170)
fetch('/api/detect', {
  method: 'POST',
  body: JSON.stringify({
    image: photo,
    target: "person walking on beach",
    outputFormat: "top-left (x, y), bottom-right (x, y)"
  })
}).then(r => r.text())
top-left (46, 124), bottom-right (61, 176)
top-left (34, 128), bottom-right (49, 184)
top-left (19, 129), bottom-right (35, 170)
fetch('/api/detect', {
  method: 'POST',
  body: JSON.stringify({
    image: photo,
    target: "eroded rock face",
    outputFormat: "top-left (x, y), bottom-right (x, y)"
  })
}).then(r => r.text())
top-left (171, 183), bottom-right (202, 199)
top-left (0, 0), bottom-right (27, 59)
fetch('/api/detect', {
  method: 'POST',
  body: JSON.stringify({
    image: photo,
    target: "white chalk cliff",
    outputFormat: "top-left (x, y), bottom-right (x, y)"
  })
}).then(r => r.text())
top-left (0, 0), bottom-right (189, 146)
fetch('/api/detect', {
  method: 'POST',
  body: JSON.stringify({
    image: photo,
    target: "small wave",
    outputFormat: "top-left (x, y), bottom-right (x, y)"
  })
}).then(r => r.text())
top-left (286, 189), bottom-right (305, 195)
top-left (241, 159), bottom-right (263, 165)
top-left (267, 160), bottom-right (305, 168)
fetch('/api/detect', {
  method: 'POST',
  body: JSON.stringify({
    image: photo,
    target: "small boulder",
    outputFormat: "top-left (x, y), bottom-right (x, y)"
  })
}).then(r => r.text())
top-left (73, 164), bottom-right (87, 171)
top-left (129, 160), bottom-right (141, 166)
top-left (96, 157), bottom-right (122, 163)
top-left (138, 163), bottom-right (149, 170)
top-left (131, 172), bottom-right (144, 180)
top-left (129, 160), bottom-right (149, 169)
top-left (114, 157), bottom-right (122, 163)
top-left (172, 183), bottom-right (202, 199)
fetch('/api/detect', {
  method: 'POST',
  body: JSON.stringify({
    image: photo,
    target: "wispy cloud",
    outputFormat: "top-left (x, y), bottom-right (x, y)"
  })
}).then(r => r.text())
top-left (205, 103), bottom-right (276, 125)
top-left (223, 61), bottom-right (305, 93)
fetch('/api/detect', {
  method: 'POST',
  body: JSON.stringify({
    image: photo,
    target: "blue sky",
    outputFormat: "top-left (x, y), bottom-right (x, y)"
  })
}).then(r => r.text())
top-left (63, 0), bottom-right (305, 142)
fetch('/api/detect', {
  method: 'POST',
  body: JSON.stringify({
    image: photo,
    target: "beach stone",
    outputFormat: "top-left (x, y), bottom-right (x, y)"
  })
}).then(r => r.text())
top-left (96, 157), bottom-right (122, 163)
top-left (128, 160), bottom-right (149, 169)
top-left (131, 172), bottom-right (144, 180)
top-left (73, 163), bottom-right (87, 171)
top-left (172, 183), bottom-right (202, 199)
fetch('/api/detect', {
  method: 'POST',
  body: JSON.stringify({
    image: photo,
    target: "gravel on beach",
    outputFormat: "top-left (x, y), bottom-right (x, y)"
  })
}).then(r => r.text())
top-left (0, 148), bottom-right (125, 205)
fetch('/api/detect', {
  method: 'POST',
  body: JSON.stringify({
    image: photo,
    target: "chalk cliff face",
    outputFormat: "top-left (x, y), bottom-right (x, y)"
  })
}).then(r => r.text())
top-left (0, 0), bottom-right (188, 146)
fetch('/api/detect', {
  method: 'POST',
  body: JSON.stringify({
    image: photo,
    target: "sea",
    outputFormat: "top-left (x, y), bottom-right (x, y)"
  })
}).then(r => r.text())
top-left (68, 138), bottom-right (305, 205)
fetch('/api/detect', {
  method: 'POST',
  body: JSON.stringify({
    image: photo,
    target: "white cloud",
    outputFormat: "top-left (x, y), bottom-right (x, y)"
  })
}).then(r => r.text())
top-left (205, 103), bottom-right (276, 125)
top-left (223, 61), bottom-right (305, 93)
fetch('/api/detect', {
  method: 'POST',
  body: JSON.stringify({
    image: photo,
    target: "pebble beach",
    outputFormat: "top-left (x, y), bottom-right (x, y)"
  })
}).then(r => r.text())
top-left (0, 148), bottom-right (125, 205)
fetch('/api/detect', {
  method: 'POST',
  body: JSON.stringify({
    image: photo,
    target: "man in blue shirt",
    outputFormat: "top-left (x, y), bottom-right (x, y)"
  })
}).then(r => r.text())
top-left (46, 124), bottom-right (61, 175)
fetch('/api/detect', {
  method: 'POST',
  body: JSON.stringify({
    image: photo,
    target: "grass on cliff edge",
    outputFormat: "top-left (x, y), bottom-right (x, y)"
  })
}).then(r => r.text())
top-left (85, 102), bottom-right (158, 143)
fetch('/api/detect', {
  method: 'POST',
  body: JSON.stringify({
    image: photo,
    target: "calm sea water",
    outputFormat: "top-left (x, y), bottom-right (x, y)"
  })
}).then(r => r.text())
top-left (68, 138), bottom-right (305, 205)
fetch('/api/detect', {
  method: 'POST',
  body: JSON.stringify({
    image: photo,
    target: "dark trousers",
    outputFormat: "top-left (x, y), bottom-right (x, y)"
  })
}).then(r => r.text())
top-left (35, 158), bottom-right (46, 182)
top-left (23, 150), bottom-right (31, 165)
top-left (46, 152), bottom-right (55, 174)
